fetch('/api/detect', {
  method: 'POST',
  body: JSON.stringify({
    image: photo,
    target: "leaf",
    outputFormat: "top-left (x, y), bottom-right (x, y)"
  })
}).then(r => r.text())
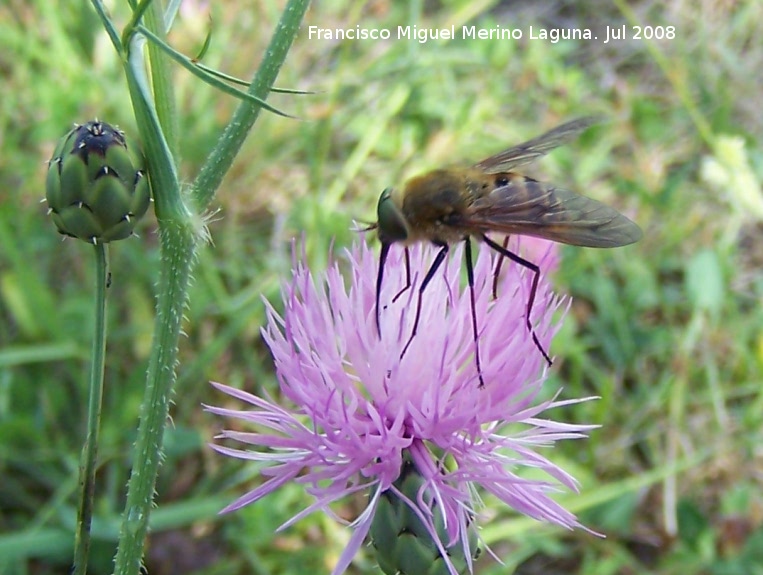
top-left (685, 249), bottom-right (724, 318)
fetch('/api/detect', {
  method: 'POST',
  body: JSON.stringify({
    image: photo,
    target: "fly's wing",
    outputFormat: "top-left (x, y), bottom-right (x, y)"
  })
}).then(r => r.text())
top-left (473, 116), bottom-right (602, 174)
top-left (466, 177), bottom-right (642, 247)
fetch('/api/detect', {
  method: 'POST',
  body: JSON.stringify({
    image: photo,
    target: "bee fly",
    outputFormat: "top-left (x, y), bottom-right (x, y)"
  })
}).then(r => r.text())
top-left (372, 117), bottom-right (642, 386)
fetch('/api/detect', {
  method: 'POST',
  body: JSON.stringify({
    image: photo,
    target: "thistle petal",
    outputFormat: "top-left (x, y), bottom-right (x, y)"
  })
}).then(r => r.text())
top-left (207, 238), bottom-right (592, 574)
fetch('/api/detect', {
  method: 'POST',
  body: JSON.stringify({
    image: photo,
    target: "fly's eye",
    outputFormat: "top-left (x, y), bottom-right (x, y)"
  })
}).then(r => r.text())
top-left (377, 188), bottom-right (408, 243)
top-left (495, 176), bottom-right (509, 187)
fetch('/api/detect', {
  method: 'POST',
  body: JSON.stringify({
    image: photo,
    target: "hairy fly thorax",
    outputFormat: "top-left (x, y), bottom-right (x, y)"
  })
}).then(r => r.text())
top-left (393, 169), bottom-right (538, 244)
top-left (395, 170), bottom-right (469, 244)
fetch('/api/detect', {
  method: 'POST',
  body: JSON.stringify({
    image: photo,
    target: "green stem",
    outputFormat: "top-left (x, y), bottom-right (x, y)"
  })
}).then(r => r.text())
top-left (191, 0), bottom-right (312, 210)
top-left (142, 0), bottom-right (179, 162)
top-left (72, 243), bottom-right (108, 575)
top-left (111, 2), bottom-right (311, 573)
top-left (112, 42), bottom-right (192, 575)
top-left (112, 221), bottom-right (196, 575)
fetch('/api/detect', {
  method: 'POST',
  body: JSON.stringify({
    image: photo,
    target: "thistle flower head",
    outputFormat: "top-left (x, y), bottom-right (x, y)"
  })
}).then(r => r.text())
top-left (207, 238), bottom-right (594, 574)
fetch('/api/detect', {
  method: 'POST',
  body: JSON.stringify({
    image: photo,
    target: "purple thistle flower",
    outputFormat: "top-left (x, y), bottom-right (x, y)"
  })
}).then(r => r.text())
top-left (206, 237), bottom-right (596, 574)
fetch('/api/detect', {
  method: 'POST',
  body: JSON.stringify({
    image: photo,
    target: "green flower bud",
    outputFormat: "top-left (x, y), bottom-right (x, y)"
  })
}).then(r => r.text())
top-left (370, 460), bottom-right (480, 575)
top-left (45, 120), bottom-right (151, 243)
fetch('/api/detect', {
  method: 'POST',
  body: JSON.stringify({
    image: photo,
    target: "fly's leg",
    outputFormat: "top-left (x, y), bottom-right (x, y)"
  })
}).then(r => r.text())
top-left (483, 235), bottom-right (552, 366)
top-left (392, 247), bottom-right (411, 303)
top-left (464, 237), bottom-right (486, 387)
top-left (491, 235), bottom-right (511, 299)
top-left (375, 242), bottom-right (391, 338)
top-left (376, 245), bottom-right (413, 339)
top-left (400, 242), bottom-right (448, 359)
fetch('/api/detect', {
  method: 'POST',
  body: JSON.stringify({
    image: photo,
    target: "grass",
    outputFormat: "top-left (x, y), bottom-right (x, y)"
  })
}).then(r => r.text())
top-left (1, 0), bottom-right (762, 573)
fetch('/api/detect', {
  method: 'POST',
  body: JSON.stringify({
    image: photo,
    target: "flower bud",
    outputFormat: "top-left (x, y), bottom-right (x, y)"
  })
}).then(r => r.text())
top-left (45, 120), bottom-right (150, 243)
top-left (370, 460), bottom-right (479, 575)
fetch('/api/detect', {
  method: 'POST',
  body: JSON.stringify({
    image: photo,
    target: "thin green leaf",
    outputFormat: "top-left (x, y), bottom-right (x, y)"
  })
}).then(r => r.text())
top-left (269, 86), bottom-right (318, 95)
top-left (138, 24), bottom-right (293, 118)
top-left (196, 63), bottom-right (316, 94)
top-left (89, 0), bottom-right (123, 55)
top-left (0, 342), bottom-right (83, 366)
top-left (163, 0), bottom-right (183, 32)
top-left (123, 0), bottom-right (154, 48)
top-left (193, 19), bottom-right (213, 62)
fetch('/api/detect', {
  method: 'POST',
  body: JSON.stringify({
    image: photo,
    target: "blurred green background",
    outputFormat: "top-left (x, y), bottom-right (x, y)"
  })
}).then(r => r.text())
top-left (1, 1), bottom-right (762, 573)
